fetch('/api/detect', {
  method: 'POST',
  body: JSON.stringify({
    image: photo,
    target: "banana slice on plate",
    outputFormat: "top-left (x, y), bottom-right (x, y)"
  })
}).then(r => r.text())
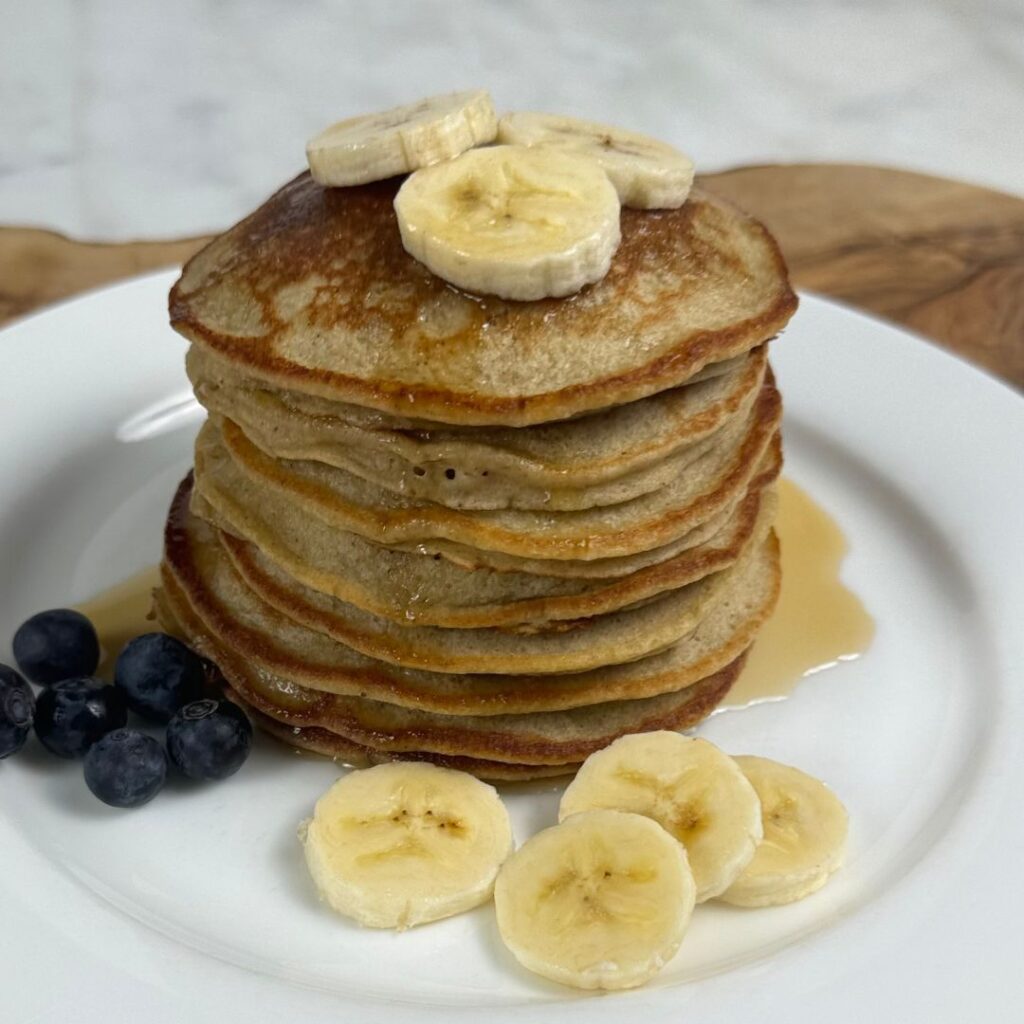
top-left (299, 761), bottom-right (513, 929)
top-left (306, 90), bottom-right (498, 186)
top-left (494, 809), bottom-right (695, 990)
top-left (394, 144), bottom-right (621, 300)
top-left (497, 111), bottom-right (694, 209)
top-left (559, 731), bottom-right (762, 902)
top-left (719, 756), bottom-right (848, 907)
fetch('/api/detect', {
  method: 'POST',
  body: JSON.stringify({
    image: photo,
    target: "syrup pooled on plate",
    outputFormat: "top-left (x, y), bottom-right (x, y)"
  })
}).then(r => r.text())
top-left (723, 479), bottom-right (874, 708)
top-left (75, 565), bottom-right (161, 677)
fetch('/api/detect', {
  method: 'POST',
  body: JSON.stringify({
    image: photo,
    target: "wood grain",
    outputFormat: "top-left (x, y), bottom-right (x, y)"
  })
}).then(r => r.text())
top-left (708, 165), bottom-right (1024, 387)
top-left (0, 228), bottom-right (206, 326)
top-left (2, 164), bottom-right (1021, 387)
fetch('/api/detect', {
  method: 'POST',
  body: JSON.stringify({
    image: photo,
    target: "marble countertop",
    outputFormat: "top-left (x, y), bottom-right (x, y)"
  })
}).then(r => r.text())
top-left (2, 0), bottom-right (1022, 240)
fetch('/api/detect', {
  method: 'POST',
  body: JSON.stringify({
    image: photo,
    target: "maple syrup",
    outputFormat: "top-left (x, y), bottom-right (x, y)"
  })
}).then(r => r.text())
top-left (722, 478), bottom-right (874, 708)
top-left (75, 565), bottom-right (162, 677)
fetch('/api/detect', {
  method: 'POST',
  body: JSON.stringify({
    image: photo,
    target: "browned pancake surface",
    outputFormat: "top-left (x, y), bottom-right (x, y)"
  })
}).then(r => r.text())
top-left (171, 175), bottom-right (796, 425)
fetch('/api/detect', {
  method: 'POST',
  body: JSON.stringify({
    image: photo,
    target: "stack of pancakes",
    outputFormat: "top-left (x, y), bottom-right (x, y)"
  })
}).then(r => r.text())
top-left (156, 173), bottom-right (797, 780)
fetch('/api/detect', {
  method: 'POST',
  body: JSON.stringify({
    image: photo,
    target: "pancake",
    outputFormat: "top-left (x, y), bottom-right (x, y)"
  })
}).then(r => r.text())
top-left (198, 374), bottom-right (781, 561)
top-left (188, 345), bottom-right (768, 511)
top-left (191, 433), bottom-right (779, 628)
top-left (188, 346), bottom-right (751, 435)
top-left (175, 473), bottom-right (766, 675)
top-left (155, 574), bottom-right (578, 781)
top-left (195, 418), bottom-right (780, 588)
top-left (157, 568), bottom-right (745, 766)
top-left (219, 504), bottom-right (773, 675)
top-left (229, 660), bottom-right (740, 766)
top-left (160, 484), bottom-right (780, 715)
top-left (157, 575), bottom-right (744, 771)
top-left (170, 174), bottom-right (796, 426)
top-left (388, 438), bottom-right (782, 578)
top-left (243, 705), bottom-right (579, 782)
top-left (199, 385), bottom-right (735, 513)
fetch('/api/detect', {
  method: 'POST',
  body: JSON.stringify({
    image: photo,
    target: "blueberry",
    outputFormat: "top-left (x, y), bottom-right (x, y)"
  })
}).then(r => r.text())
top-left (0, 664), bottom-right (35, 759)
top-left (166, 699), bottom-right (252, 781)
top-left (13, 609), bottom-right (99, 685)
top-left (83, 729), bottom-right (167, 808)
top-left (34, 678), bottom-right (127, 758)
top-left (114, 633), bottom-right (205, 723)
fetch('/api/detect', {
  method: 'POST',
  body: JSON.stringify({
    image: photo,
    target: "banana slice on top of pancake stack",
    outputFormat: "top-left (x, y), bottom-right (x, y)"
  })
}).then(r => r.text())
top-left (157, 89), bottom-right (798, 781)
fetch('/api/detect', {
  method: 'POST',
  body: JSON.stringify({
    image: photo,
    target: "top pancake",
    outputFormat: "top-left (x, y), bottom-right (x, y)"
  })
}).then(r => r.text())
top-left (170, 174), bottom-right (796, 425)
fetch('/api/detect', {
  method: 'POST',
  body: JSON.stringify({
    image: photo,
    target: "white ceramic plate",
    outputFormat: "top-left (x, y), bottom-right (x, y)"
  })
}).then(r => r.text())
top-left (1, 272), bottom-right (1022, 1022)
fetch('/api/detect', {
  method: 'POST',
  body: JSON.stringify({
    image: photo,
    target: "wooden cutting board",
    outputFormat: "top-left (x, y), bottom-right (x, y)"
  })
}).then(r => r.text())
top-left (1, 164), bottom-right (1021, 388)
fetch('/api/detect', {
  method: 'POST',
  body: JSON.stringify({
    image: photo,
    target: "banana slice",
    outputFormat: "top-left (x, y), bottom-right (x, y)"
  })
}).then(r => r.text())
top-left (559, 731), bottom-right (762, 902)
top-left (394, 144), bottom-right (621, 300)
top-left (496, 112), bottom-right (694, 209)
top-left (306, 90), bottom-right (498, 187)
top-left (494, 809), bottom-right (694, 990)
top-left (719, 756), bottom-right (848, 907)
top-left (299, 761), bottom-right (513, 929)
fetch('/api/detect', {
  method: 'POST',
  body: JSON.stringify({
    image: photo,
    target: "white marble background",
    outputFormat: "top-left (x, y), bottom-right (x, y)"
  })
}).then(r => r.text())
top-left (2, 0), bottom-right (1022, 239)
